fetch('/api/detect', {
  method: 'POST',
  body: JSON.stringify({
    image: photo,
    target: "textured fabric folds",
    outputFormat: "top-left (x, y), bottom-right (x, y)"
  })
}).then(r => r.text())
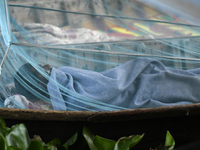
top-left (48, 58), bottom-right (199, 111)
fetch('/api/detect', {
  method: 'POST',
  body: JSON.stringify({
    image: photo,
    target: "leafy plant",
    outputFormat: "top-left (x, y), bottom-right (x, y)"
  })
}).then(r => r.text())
top-left (0, 117), bottom-right (175, 150)
top-left (164, 131), bottom-right (175, 150)
top-left (0, 117), bottom-right (57, 150)
top-left (82, 126), bottom-right (144, 150)
top-left (150, 131), bottom-right (175, 150)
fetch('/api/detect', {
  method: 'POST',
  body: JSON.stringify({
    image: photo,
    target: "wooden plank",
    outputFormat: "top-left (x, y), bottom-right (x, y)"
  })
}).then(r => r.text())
top-left (0, 108), bottom-right (95, 121)
top-left (88, 103), bottom-right (200, 123)
top-left (1, 103), bottom-right (200, 122)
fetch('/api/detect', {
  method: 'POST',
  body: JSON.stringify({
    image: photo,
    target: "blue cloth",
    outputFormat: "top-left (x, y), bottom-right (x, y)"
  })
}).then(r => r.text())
top-left (47, 58), bottom-right (200, 111)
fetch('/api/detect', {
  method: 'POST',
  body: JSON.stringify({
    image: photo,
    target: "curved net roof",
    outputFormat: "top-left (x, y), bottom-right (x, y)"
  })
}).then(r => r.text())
top-left (1, 0), bottom-right (200, 111)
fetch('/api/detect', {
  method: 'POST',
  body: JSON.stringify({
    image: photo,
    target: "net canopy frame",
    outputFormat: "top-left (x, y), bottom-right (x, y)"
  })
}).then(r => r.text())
top-left (1, 0), bottom-right (200, 111)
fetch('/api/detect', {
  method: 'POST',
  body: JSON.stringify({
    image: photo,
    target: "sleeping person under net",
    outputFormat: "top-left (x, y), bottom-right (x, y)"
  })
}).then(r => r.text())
top-left (14, 57), bottom-right (200, 111)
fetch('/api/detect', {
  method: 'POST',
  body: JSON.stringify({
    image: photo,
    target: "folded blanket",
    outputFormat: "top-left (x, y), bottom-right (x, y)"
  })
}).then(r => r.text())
top-left (47, 58), bottom-right (199, 111)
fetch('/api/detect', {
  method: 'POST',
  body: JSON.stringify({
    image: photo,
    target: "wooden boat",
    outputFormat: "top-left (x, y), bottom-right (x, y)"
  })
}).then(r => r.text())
top-left (2, 103), bottom-right (200, 149)
top-left (2, 1), bottom-right (200, 149)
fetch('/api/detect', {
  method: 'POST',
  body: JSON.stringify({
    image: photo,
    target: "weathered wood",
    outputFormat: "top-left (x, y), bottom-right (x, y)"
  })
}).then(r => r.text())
top-left (1, 103), bottom-right (200, 149)
top-left (0, 108), bottom-right (95, 121)
top-left (1, 103), bottom-right (200, 122)
top-left (88, 103), bottom-right (200, 123)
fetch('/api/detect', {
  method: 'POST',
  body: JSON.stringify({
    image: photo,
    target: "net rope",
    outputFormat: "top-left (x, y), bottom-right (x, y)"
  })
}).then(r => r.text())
top-left (1, 0), bottom-right (200, 111)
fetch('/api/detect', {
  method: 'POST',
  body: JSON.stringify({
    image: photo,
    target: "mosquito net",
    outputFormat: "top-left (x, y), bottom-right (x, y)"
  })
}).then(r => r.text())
top-left (1, 0), bottom-right (200, 111)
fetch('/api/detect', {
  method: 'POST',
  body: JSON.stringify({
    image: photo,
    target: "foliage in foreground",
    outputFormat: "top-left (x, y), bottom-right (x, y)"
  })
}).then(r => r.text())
top-left (0, 117), bottom-right (175, 150)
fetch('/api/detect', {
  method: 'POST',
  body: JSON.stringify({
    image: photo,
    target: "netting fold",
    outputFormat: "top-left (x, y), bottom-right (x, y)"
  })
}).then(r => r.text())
top-left (1, 0), bottom-right (200, 111)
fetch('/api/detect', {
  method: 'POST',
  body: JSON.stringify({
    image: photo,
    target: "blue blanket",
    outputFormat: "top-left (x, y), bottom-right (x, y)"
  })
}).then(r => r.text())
top-left (47, 58), bottom-right (200, 111)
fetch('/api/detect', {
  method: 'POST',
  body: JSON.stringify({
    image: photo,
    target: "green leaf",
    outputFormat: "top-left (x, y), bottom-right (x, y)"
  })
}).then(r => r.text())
top-left (0, 117), bottom-right (6, 129)
top-left (7, 146), bottom-right (22, 150)
top-left (48, 137), bottom-right (61, 148)
top-left (66, 130), bottom-right (88, 150)
top-left (93, 135), bottom-right (116, 150)
top-left (0, 133), bottom-right (7, 150)
top-left (164, 131), bottom-right (175, 150)
top-left (5, 124), bottom-right (30, 150)
top-left (114, 134), bottom-right (144, 150)
top-left (0, 117), bottom-right (9, 136)
top-left (82, 126), bottom-right (97, 150)
top-left (27, 140), bottom-right (43, 150)
top-left (62, 132), bottom-right (78, 150)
